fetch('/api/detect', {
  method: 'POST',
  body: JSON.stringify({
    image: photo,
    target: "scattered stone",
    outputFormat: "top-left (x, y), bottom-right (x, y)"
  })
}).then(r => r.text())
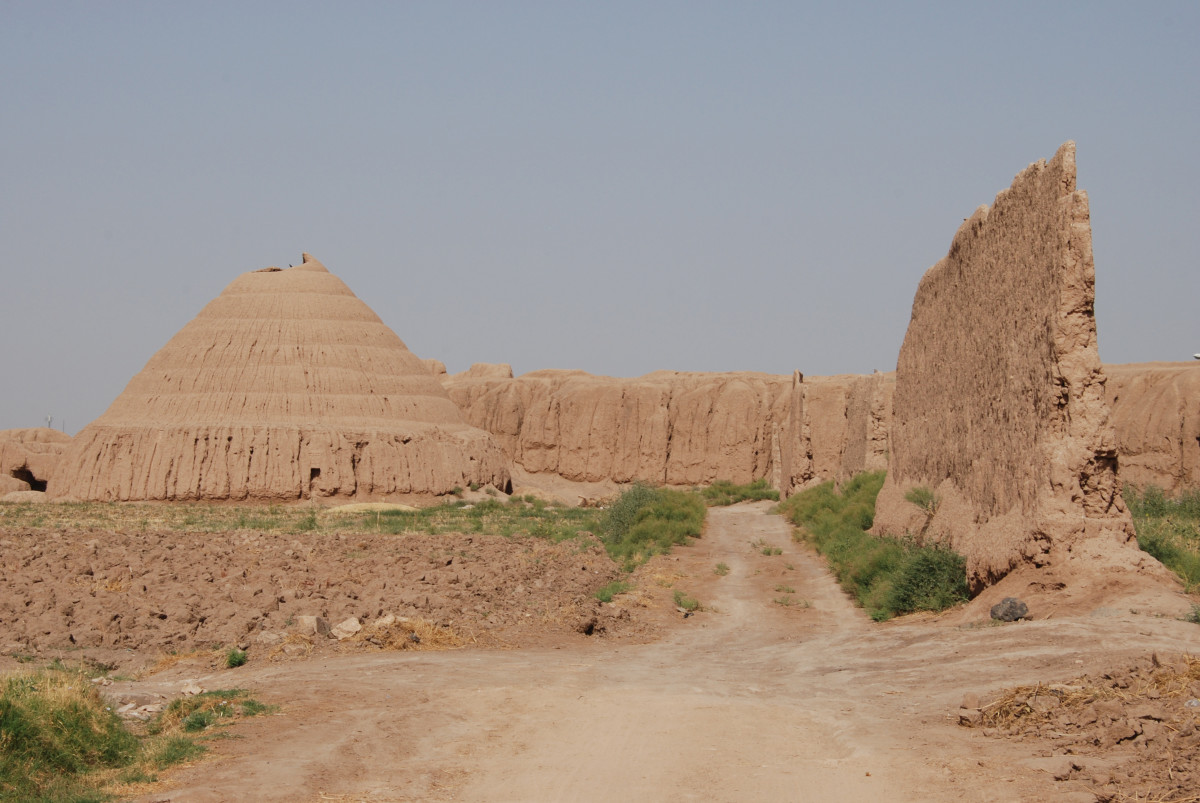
top-left (293, 615), bottom-right (331, 637)
top-left (958, 707), bottom-right (983, 727)
top-left (1029, 694), bottom-right (1060, 713)
top-left (180, 681), bottom-right (204, 696)
top-left (331, 617), bottom-right (362, 640)
top-left (990, 598), bottom-right (1029, 622)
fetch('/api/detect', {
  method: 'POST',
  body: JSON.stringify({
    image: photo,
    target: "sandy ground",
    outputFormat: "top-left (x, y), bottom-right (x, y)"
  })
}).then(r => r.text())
top-left (105, 503), bottom-right (1200, 802)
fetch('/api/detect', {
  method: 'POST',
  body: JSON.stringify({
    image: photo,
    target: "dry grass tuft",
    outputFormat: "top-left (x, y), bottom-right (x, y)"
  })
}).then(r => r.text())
top-left (266, 633), bottom-right (314, 661)
top-left (977, 654), bottom-right (1200, 729)
top-left (350, 618), bottom-right (467, 651)
top-left (147, 649), bottom-right (211, 675)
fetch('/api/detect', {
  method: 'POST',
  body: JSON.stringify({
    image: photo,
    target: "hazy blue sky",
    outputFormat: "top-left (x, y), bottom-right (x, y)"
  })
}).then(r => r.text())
top-left (2, 2), bottom-right (1197, 434)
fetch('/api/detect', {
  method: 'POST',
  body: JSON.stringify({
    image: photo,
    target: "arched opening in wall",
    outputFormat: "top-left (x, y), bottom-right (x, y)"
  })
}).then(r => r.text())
top-left (503, 478), bottom-right (513, 495)
top-left (309, 467), bottom-right (321, 498)
top-left (10, 467), bottom-right (47, 492)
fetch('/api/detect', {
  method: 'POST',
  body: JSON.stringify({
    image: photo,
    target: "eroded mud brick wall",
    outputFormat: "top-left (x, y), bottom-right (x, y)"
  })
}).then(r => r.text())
top-left (445, 369), bottom-right (791, 486)
top-left (445, 367), bottom-right (897, 491)
top-left (50, 255), bottom-right (511, 501)
top-left (776, 372), bottom-right (893, 498)
top-left (0, 428), bottom-right (70, 494)
top-left (872, 142), bottom-right (1136, 588)
top-left (1105, 362), bottom-right (1200, 493)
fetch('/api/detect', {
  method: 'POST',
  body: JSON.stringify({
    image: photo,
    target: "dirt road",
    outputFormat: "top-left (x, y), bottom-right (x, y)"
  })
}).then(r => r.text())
top-left (137, 504), bottom-right (1200, 802)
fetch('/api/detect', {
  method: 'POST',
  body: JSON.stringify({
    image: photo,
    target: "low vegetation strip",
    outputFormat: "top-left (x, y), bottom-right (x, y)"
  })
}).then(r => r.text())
top-left (700, 479), bottom-right (779, 506)
top-left (0, 665), bottom-right (272, 802)
top-left (0, 496), bottom-right (600, 541)
top-left (1126, 485), bottom-right (1200, 594)
top-left (776, 471), bottom-right (969, 621)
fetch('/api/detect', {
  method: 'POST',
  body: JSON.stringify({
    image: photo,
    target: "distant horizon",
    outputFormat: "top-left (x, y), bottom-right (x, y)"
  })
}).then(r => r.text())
top-left (3, 3), bottom-right (1196, 434)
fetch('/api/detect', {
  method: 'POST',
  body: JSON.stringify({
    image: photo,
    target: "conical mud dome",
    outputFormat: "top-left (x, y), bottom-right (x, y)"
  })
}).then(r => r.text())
top-left (51, 255), bottom-right (511, 501)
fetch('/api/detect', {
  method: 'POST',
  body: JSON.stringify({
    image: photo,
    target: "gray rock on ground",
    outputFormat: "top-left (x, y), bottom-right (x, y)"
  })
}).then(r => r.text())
top-left (990, 597), bottom-right (1029, 621)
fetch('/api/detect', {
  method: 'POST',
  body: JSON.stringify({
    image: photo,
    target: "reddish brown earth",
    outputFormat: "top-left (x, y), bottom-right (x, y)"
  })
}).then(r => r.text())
top-left (7, 504), bottom-right (1187, 802)
top-left (0, 526), bottom-right (638, 664)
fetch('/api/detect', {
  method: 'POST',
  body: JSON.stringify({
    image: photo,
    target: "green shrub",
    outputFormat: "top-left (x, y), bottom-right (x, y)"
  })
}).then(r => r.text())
top-left (599, 484), bottom-right (706, 570)
top-left (225, 648), bottom-right (248, 669)
top-left (886, 546), bottom-right (968, 614)
top-left (714, 562), bottom-right (730, 576)
top-left (777, 471), bottom-right (969, 620)
top-left (701, 478), bottom-right (780, 506)
top-left (1126, 484), bottom-right (1200, 591)
top-left (904, 485), bottom-right (939, 514)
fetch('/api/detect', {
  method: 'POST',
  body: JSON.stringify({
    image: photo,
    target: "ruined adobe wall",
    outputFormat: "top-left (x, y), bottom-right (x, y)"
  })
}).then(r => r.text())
top-left (444, 368), bottom-right (892, 490)
top-left (776, 371), bottom-right (893, 498)
top-left (1105, 362), bottom-right (1200, 493)
top-left (445, 369), bottom-right (789, 486)
top-left (872, 143), bottom-right (1155, 592)
top-left (0, 428), bottom-right (71, 495)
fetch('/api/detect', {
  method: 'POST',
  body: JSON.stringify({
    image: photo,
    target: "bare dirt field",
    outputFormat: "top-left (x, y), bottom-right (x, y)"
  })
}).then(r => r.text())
top-left (4, 503), bottom-right (1200, 802)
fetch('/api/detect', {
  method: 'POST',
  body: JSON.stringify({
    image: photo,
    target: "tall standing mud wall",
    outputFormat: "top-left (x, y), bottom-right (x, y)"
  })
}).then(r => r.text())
top-left (444, 367), bottom-right (892, 491)
top-left (871, 142), bottom-right (1163, 596)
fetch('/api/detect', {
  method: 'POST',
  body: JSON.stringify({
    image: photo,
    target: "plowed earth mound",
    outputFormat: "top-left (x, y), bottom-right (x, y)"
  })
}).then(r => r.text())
top-left (0, 527), bottom-right (646, 671)
top-left (966, 654), bottom-right (1200, 801)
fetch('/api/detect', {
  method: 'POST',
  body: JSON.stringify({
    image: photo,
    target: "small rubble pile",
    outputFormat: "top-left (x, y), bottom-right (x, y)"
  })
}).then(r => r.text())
top-left (960, 653), bottom-right (1200, 800)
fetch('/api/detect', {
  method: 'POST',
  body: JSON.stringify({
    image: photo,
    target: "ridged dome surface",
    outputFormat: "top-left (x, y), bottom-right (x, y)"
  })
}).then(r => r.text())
top-left (51, 255), bottom-right (511, 501)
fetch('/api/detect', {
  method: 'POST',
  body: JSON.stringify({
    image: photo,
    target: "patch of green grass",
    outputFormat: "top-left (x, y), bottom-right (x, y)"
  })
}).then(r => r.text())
top-left (0, 668), bottom-right (274, 802)
top-left (774, 596), bottom-right (810, 608)
top-left (0, 668), bottom-right (138, 800)
top-left (224, 648), bottom-right (247, 669)
top-left (751, 539), bottom-right (782, 556)
top-left (776, 471), bottom-right (969, 621)
top-left (598, 484), bottom-right (706, 571)
top-left (672, 590), bottom-right (701, 612)
top-left (369, 498), bottom-right (601, 545)
top-left (701, 478), bottom-right (779, 506)
top-left (774, 584), bottom-right (795, 594)
top-left (1126, 485), bottom-right (1200, 593)
top-left (714, 562), bottom-right (730, 576)
top-left (593, 580), bottom-right (631, 603)
top-left (149, 689), bottom-right (276, 737)
top-left (149, 735), bottom-right (204, 769)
